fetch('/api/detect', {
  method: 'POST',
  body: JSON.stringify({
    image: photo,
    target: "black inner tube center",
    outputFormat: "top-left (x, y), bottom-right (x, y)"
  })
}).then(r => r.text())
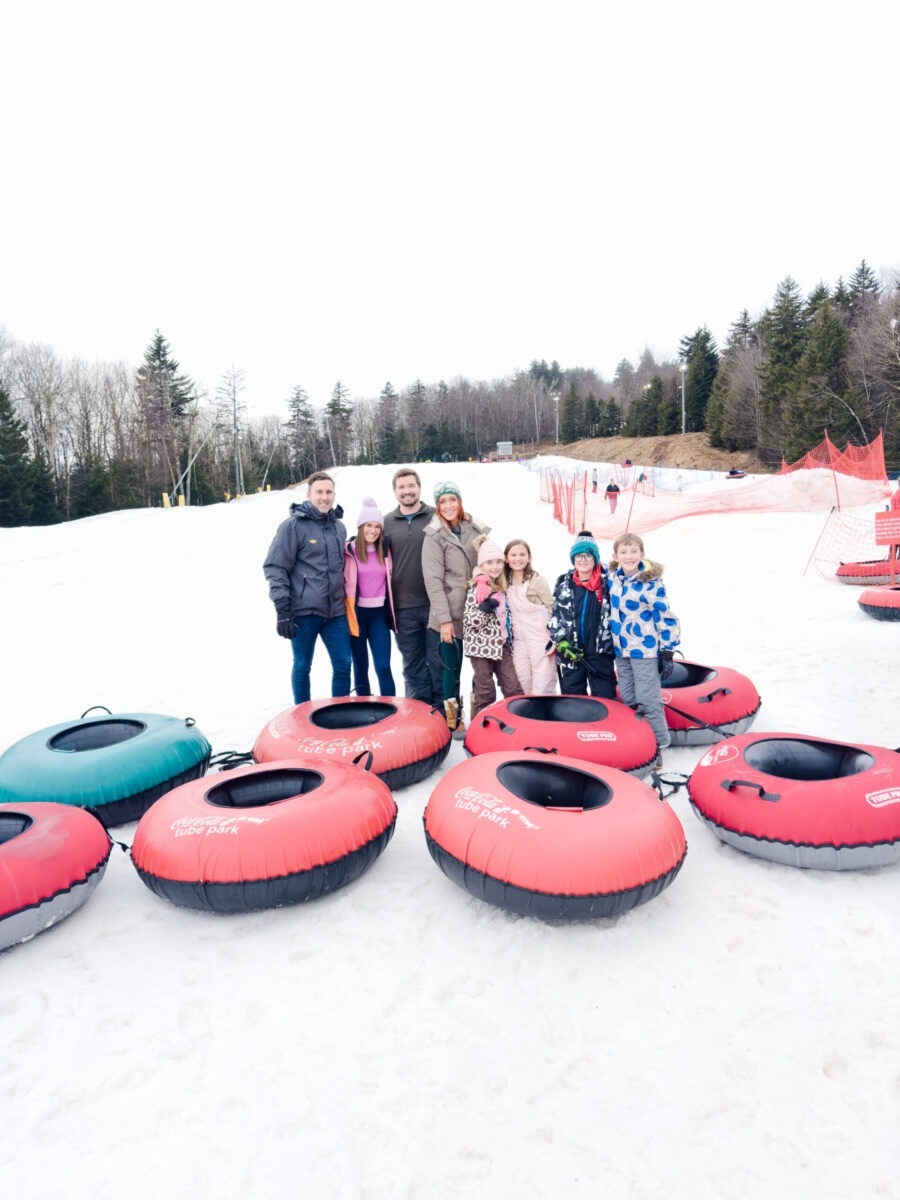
top-left (743, 738), bottom-right (876, 781)
top-left (666, 662), bottom-right (715, 689)
top-left (309, 702), bottom-right (396, 730)
top-left (49, 719), bottom-right (146, 752)
top-left (506, 696), bottom-right (609, 723)
top-left (206, 768), bottom-right (325, 808)
top-left (0, 813), bottom-right (34, 844)
top-left (496, 760), bottom-right (613, 810)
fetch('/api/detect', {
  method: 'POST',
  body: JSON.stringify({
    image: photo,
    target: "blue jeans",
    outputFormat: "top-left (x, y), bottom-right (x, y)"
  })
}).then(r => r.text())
top-left (290, 614), bottom-right (351, 704)
top-left (351, 605), bottom-right (396, 696)
top-left (396, 606), bottom-right (442, 705)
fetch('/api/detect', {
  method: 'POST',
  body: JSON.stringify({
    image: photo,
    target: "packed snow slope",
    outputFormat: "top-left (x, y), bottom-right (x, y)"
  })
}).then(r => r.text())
top-left (1, 460), bottom-right (897, 1200)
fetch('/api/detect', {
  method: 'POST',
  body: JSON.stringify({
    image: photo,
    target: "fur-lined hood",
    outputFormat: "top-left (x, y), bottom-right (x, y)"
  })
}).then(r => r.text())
top-left (608, 558), bottom-right (663, 581)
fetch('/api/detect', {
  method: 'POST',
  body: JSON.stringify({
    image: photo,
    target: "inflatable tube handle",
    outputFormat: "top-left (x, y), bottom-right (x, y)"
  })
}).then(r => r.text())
top-left (352, 750), bottom-right (376, 773)
top-left (80, 705), bottom-right (112, 718)
top-left (523, 745), bottom-right (558, 755)
top-left (480, 714), bottom-right (515, 734)
top-left (698, 688), bottom-right (733, 704)
top-left (721, 778), bottom-right (780, 802)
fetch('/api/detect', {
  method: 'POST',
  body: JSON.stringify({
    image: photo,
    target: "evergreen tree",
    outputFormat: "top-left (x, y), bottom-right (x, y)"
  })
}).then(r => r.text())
top-left (595, 398), bottom-right (623, 438)
top-left (324, 381), bottom-right (353, 465)
top-left (28, 447), bottom-right (59, 524)
top-left (783, 299), bottom-right (855, 457)
top-left (832, 276), bottom-right (851, 316)
top-left (656, 377), bottom-right (680, 436)
top-left (804, 282), bottom-right (832, 321)
top-left (623, 379), bottom-right (661, 437)
top-left (135, 330), bottom-right (196, 498)
top-left (404, 379), bottom-right (429, 461)
top-left (847, 259), bottom-right (880, 325)
top-left (583, 392), bottom-right (600, 438)
top-left (758, 277), bottom-right (808, 453)
top-left (69, 459), bottom-right (112, 519)
top-left (284, 385), bottom-right (318, 480)
top-left (0, 384), bottom-right (33, 525)
top-left (376, 382), bottom-right (399, 463)
top-left (560, 381), bottom-right (579, 443)
top-left (679, 327), bottom-right (719, 433)
top-left (528, 359), bottom-right (563, 392)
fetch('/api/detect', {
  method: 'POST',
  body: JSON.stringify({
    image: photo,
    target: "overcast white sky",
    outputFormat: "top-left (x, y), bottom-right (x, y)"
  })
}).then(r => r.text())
top-left (2, 0), bottom-right (896, 416)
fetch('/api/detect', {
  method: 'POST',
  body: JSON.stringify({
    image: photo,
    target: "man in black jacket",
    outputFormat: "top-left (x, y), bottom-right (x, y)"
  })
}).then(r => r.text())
top-left (263, 472), bottom-right (351, 704)
top-left (383, 467), bottom-right (441, 706)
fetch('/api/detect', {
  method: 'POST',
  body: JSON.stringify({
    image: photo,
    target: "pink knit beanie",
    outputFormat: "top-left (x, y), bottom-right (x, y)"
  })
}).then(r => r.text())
top-left (477, 537), bottom-right (504, 566)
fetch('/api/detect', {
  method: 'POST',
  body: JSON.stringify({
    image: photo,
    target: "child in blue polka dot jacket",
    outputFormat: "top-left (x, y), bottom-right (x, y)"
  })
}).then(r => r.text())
top-left (607, 531), bottom-right (681, 767)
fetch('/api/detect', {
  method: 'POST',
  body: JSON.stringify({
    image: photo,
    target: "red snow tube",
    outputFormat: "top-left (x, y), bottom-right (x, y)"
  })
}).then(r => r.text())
top-left (660, 660), bottom-right (761, 746)
top-left (253, 697), bottom-right (450, 790)
top-left (0, 802), bottom-right (111, 951)
top-left (858, 586), bottom-right (900, 621)
top-left (463, 694), bottom-right (659, 776)
top-left (836, 558), bottom-right (894, 586)
top-left (687, 733), bottom-right (900, 869)
top-left (131, 759), bottom-right (397, 912)
top-left (424, 751), bottom-right (687, 919)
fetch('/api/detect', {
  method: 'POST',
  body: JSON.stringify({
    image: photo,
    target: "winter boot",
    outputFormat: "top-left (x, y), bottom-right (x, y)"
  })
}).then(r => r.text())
top-left (444, 698), bottom-right (466, 739)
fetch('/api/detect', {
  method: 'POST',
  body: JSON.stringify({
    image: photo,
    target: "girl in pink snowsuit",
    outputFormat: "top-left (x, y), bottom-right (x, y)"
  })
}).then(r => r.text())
top-left (504, 539), bottom-right (557, 695)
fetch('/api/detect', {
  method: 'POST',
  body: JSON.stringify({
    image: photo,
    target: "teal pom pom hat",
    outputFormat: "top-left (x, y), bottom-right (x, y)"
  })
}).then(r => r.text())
top-left (434, 481), bottom-right (462, 502)
top-left (569, 533), bottom-right (601, 564)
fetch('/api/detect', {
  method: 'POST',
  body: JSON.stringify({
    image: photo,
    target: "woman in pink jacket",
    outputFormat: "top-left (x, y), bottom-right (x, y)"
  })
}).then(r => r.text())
top-left (343, 497), bottom-right (396, 696)
top-left (504, 539), bottom-right (557, 694)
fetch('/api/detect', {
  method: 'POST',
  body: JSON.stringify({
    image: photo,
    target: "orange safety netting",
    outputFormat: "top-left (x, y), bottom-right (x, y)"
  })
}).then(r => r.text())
top-left (538, 433), bottom-right (891, 539)
top-left (779, 431), bottom-right (888, 482)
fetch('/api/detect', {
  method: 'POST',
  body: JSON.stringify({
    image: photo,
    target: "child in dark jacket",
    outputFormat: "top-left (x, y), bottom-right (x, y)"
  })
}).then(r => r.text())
top-left (547, 531), bottom-right (616, 699)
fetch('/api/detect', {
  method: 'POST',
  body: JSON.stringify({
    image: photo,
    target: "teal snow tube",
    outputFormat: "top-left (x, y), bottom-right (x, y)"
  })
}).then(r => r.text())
top-left (0, 710), bottom-right (211, 827)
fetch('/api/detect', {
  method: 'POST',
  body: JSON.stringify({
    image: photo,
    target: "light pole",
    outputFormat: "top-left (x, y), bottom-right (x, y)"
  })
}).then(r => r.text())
top-left (553, 392), bottom-right (560, 448)
top-left (679, 363), bottom-right (687, 436)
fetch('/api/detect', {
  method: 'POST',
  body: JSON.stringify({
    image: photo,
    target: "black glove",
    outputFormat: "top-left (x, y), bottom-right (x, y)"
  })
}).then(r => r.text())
top-left (478, 596), bottom-right (500, 613)
top-left (276, 614), bottom-right (295, 639)
top-left (658, 649), bottom-right (675, 681)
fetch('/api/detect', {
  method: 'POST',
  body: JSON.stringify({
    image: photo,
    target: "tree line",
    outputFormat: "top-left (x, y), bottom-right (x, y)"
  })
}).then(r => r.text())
top-left (1, 260), bottom-right (898, 525)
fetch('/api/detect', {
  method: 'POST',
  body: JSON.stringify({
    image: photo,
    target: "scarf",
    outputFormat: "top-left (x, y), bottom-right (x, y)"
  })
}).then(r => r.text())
top-left (572, 564), bottom-right (604, 601)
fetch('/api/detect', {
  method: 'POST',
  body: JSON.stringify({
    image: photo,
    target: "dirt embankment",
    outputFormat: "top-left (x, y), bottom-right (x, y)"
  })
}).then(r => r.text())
top-left (535, 433), bottom-right (771, 473)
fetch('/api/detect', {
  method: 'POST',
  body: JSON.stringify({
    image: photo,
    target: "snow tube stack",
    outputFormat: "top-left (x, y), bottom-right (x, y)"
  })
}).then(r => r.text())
top-left (1, 802), bottom-right (111, 952)
top-left (0, 711), bottom-right (211, 826)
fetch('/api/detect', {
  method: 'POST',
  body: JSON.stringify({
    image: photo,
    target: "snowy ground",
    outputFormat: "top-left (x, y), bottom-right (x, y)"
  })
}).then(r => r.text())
top-left (1, 460), bottom-right (898, 1200)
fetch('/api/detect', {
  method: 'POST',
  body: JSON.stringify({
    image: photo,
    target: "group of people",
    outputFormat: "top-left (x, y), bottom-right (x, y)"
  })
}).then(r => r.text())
top-left (262, 469), bottom-right (681, 764)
